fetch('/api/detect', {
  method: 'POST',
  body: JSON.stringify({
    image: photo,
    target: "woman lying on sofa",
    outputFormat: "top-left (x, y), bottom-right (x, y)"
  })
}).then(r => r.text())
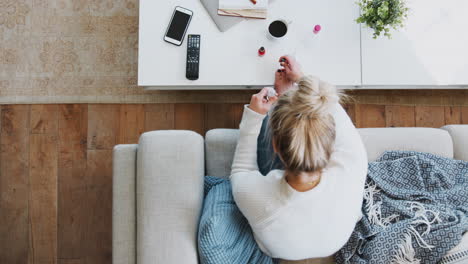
top-left (230, 56), bottom-right (368, 260)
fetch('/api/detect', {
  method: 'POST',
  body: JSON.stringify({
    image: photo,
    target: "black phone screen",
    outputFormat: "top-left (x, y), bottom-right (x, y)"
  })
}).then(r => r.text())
top-left (166, 11), bottom-right (191, 41)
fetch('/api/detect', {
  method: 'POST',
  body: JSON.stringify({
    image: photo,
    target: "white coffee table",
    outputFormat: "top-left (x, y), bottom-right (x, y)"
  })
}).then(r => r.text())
top-left (138, 0), bottom-right (361, 89)
top-left (361, 0), bottom-right (468, 87)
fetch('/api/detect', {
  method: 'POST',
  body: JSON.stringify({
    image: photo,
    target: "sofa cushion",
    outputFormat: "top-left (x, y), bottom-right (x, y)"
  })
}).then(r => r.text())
top-left (358, 128), bottom-right (453, 161)
top-left (442, 125), bottom-right (468, 161)
top-left (137, 130), bottom-right (204, 264)
top-left (205, 129), bottom-right (239, 178)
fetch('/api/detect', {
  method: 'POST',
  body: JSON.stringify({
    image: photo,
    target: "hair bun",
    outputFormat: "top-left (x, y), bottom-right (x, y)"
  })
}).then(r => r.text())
top-left (292, 75), bottom-right (339, 119)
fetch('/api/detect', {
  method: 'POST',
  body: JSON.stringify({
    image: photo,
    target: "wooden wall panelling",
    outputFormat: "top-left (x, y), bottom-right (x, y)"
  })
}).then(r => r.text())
top-left (118, 104), bottom-right (145, 144)
top-left (204, 103), bottom-right (232, 132)
top-left (30, 105), bottom-right (59, 134)
top-left (229, 103), bottom-right (245, 130)
top-left (174, 103), bottom-right (205, 135)
top-left (85, 150), bottom-right (113, 264)
top-left (0, 105), bottom-right (31, 263)
top-left (59, 259), bottom-right (83, 264)
top-left (355, 104), bottom-right (386, 128)
top-left (204, 103), bottom-right (244, 132)
top-left (58, 105), bottom-right (88, 261)
top-left (29, 133), bottom-right (58, 264)
top-left (415, 106), bottom-right (445, 127)
top-left (348, 89), bottom-right (468, 106)
top-left (144, 104), bottom-right (175, 131)
top-left (87, 105), bottom-right (121, 150)
top-left (385, 105), bottom-right (416, 127)
top-left (460, 106), bottom-right (468, 124)
top-left (444, 106), bottom-right (462, 125)
top-left (86, 105), bottom-right (118, 264)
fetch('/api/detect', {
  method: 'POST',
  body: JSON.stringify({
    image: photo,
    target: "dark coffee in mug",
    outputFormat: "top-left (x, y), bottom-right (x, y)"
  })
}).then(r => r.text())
top-left (268, 20), bottom-right (288, 38)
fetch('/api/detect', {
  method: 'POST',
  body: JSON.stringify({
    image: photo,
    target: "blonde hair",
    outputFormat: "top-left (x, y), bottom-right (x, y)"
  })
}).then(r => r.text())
top-left (269, 75), bottom-right (340, 173)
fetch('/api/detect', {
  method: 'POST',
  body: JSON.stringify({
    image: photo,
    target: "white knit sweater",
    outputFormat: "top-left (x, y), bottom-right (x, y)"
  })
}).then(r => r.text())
top-left (230, 103), bottom-right (368, 260)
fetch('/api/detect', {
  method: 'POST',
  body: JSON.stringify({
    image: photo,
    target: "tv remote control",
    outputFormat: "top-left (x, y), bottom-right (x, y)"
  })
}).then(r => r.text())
top-left (186, 34), bottom-right (200, 80)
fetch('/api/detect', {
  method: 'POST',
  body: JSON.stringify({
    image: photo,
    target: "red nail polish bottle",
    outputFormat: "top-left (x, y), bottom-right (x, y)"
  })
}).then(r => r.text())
top-left (258, 46), bottom-right (266, 56)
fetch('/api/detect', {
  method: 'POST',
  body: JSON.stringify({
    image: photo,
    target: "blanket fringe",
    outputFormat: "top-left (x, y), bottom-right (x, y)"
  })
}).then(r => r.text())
top-left (363, 184), bottom-right (442, 263)
top-left (390, 202), bottom-right (440, 263)
top-left (363, 182), bottom-right (399, 228)
top-left (408, 202), bottom-right (441, 237)
top-left (391, 233), bottom-right (421, 264)
top-left (407, 226), bottom-right (434, 250)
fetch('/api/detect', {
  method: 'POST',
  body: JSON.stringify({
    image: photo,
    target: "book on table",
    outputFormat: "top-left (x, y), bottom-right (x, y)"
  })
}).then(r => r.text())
top-left (218, 0), bottom-right (269, 19)
top-left (200, 0), bottom-right (244, 32)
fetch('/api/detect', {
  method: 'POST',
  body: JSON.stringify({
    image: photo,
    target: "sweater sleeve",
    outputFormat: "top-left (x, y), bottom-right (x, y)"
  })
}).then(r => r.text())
top-left (230, 105), bottom-right (266, 177)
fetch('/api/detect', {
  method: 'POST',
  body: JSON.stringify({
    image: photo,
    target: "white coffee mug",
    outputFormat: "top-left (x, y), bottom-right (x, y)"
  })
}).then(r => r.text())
top-left (267, 19), bottom-right (292, 40)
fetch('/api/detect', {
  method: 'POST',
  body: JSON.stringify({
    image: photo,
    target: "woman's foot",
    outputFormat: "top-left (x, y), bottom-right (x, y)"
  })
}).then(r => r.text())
top-left (274, 70), bottom-right (294, 96)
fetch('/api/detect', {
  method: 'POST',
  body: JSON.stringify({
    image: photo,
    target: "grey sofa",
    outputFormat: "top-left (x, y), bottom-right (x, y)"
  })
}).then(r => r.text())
top-left (113, 125), bottom-right (468, 264)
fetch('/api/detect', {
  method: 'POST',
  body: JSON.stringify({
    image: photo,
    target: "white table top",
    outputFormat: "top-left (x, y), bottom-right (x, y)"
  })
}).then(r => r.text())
top-left (138, 0), bottom-right (362, 88)
top-left (361, 0), bottom-right (468, 86)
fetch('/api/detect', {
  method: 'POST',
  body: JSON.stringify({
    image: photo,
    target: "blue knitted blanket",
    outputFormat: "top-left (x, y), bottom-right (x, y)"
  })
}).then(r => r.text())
top-left (198, 176), bottom-right (278, 264)
top-left (335, 151), bottom-right (468, 264)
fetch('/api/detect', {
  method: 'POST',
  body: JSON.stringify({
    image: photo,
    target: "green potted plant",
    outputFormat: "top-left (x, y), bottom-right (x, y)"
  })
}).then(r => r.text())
top-left (356, 0), bottom-right (409, 39)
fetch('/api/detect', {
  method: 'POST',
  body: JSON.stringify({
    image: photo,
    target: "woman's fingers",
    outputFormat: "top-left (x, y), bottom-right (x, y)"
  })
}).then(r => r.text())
top-left (254, 88), bottom-right (268, 102)
top-left (279, 55), bottom-right (290, 63)
top-left (279, 61), bottom-right (290, 68)
top-left (252, 88), bottom-right (267, 101)
top-left (280, 62), bottom-right (293, 73)
top-left (258, 87), bottom-right (269, 96)
top-left (279, 55), bottom-right (302, 82)
top-left (249, 87), bottom-right (278, 115)
top-left (283, 65), bottom-right (292, 76)
top-left (279, 55), bottom-right (295, 66)
top-left (280, 55), bottom-right (298, 67)
top-left (275, 70), bottom-right (281, 76)
top-left (268, 95), bottom-right (279, 104)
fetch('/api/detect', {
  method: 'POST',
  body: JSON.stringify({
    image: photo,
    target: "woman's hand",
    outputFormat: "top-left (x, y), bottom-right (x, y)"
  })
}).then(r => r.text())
top-left (279, 55), bottom-right (303, 82)
top-left (274, 69), bottom-right (294, 96)
top-left (248, 87), bottom-right (279, 115)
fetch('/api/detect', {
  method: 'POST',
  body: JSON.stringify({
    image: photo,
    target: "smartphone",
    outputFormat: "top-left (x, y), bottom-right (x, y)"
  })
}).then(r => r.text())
top-left (164, 6), bottom-right (193, 46)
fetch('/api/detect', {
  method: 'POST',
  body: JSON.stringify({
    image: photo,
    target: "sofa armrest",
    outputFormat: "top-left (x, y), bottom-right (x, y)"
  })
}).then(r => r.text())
top-left (113, 144), bottom-right (138, 264)
top-left (441, 125), bottom-right (468, 161)
top-left (137, 130), bottom-right (204, 264)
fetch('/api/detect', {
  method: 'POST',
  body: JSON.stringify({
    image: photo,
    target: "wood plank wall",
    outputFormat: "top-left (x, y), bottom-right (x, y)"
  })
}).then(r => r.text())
top-left (1, 102), bottom-right (468, 263)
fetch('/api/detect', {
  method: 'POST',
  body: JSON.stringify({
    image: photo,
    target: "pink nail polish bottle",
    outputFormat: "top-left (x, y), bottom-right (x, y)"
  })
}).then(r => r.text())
top-left (313, 25), bottom-right (322, 34)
